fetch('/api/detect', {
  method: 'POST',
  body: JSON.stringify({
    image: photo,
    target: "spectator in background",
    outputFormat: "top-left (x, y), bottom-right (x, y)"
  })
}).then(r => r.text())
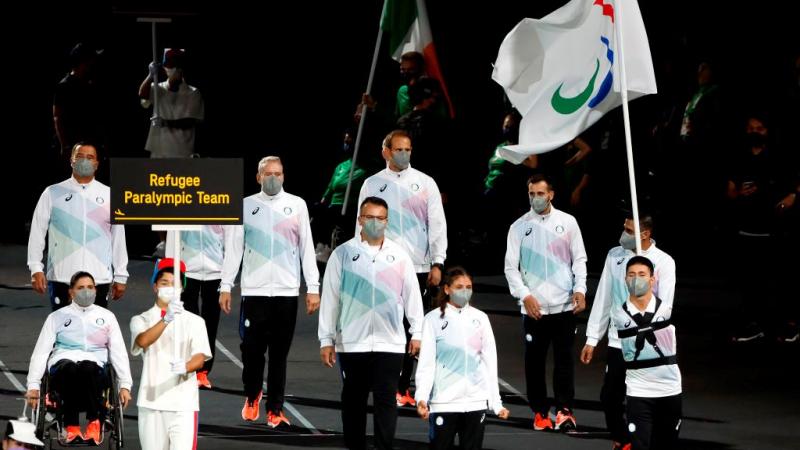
top-left (314, 129), bottom-right (366, 258)
top-left (396, 76), bottom-right (453, 195)
top-left (678, 61), bottom-right (728, 232)
top-left (478, 111), bottom-right (535, 260)
top-left (53, 43), bottom-right (105, 163)
top-left (727, 114), bottom-right (788, 342)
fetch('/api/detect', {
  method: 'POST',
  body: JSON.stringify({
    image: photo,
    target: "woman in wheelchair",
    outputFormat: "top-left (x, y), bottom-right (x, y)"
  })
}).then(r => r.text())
top-left (24, 271), bottom-right (133, 445)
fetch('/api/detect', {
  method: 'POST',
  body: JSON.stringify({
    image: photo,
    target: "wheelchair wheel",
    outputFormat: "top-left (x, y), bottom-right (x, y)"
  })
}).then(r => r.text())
top-left (35, 373), bottom-right (48, 440)
top-left (108, 366), bottom-right (124, 449)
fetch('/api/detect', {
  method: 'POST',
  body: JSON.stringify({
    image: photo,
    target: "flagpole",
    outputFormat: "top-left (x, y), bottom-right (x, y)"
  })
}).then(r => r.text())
top-left (341, 1), bottom-right (386, 217)
top-left (614, 0), bottom-right (643, 255)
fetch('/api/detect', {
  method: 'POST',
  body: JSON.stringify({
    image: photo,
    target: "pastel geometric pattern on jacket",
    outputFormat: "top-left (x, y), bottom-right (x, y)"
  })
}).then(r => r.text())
top-left (182, 225), bottom-right (224, 268)
top-left (363, 177), bottom-right (430, 264)
top-left (518, 224), bottom-right (574, 292)
top-left (242, 200), bottom-right (300, 281)
top-left (47, 185), bottom-right (112, 275)
top-left (431, 339), bottom-right (484, 399)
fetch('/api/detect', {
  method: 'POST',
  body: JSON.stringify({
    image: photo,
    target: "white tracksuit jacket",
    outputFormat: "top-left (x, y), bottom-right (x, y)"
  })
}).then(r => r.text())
top-left (504, 207), bottom-right (587, 315)
top-left (220, 189), bottom-right (319, 297)
top-left (318, 237), bottom-right (424, 353)
top-left (27, 302), bottom-right (133, 391)
top-left (27, 177), bottom-right (128, 285)
top-left (357, 165), bottom-right (447, 273)
top-left (585, 242), bottom-right (676, 348)
top-left (415, 304), bottom-right (504, 414)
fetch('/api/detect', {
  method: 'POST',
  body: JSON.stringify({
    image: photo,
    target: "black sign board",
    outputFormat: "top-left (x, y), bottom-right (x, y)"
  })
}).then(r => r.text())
top-left (110, 158), bottom-right (243, 225)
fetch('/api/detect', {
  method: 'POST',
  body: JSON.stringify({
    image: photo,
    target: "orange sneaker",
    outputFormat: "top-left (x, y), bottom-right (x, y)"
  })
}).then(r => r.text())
top-left (266, 410), bottom-right (291, 429)
top-left (241, 391), bottom-right (263, 421)
top-left (533, 412), bottom-right (553, 431)
top-left (197, 371), bottom-right (212, 389)
top-left (85, 419), bottom-right (102, 445)
top-left (555, 408), bottom-right (577, 431)
top-left (65, 425), bottom-right (83, 443)
top-left (395, 390), bottom-right (416, 407)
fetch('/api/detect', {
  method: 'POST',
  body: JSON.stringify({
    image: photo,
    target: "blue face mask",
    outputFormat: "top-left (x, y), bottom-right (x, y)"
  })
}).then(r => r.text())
top-left (626, 276), bottom-right (650, 297)
top-left (73, 158), bottom-right (96, 177)
top-left (450, 288), bottom-right (472, 307)
top-left (261, 176), bottom-right (283, 196)
top-left (362, 218), bottom-right (387, 240)
top-left (391, 150), bottom-right (411, 169)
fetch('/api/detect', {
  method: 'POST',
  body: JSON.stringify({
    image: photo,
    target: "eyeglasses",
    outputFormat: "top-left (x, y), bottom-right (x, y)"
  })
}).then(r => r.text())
top-left (360, 214), bottom-right (387, 221)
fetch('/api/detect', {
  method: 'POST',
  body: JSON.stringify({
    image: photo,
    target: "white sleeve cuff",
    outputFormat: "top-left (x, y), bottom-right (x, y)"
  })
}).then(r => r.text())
top-left (585, 337), bottom-right (599, 347)
top-left (320, 338), bottom-right (334, 348)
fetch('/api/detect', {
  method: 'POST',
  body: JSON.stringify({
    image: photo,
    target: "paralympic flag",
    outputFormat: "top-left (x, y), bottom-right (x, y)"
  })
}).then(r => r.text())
top-left (492, 0), bottom-right (656, 163)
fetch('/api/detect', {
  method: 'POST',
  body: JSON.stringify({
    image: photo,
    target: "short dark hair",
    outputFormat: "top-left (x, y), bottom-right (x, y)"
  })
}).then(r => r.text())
top-left (527, 173), bottom-right (553, 191)
top-left (624, 212), bottom-right (654, 234)
top-left (382, 129), bottom-right (412, 149)
top-left (360, 196), bottom-right (388, 213)
top-left (69, 271), bottom-right (95, 288)
top-left (626, 255), bottom-right (654, 276)
top-left (400, 51), bottom-right (424, 68)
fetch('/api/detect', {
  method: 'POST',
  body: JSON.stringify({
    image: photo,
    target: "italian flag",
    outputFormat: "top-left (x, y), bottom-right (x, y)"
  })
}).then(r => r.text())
top-left (381, 0), bottom-right (454, 117)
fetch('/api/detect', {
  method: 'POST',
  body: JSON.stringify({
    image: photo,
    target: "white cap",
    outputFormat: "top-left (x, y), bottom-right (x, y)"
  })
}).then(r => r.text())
top-left (5, 420), bottom-right (44, 447)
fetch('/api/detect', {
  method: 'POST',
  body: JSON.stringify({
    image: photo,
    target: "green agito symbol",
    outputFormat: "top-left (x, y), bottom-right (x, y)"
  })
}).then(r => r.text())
top-left (550, 59), bottom-right (600, 115)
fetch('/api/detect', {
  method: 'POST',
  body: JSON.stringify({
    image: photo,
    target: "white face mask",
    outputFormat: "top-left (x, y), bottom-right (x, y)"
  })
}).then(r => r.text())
top-left (157, 286), bottom-right (181, 302)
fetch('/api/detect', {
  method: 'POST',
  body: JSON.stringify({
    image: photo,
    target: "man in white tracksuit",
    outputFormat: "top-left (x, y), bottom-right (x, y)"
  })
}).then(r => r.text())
top-left (356, 129), bottom-right (447, 406)
top-left (613, 256), bottom-right (682, 450)
top-left (166, 225), bottom-right (225, 388)
top-left (27, 143), bottom-right (128, 310)
top-left (504, 173), bottom-right (587, 432)
top-left (580, 214), bottom-right (676, 450)
top-left (319, 196), bottom-right (425, 450)
top-left (219, 156), bottom-right (320, 428)
top-left (131, 258), bottom-right (212, 450)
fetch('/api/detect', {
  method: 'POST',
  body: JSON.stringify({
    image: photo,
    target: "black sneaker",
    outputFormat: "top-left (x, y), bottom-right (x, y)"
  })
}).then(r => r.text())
top-left (777, 322), bottom-right (799, 343)
top-left (732, 323), bottom-right (765, 342)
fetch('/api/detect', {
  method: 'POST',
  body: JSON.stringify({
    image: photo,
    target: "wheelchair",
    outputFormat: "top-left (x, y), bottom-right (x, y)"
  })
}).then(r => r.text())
top-left (33, 362), bottom-right (124, 449)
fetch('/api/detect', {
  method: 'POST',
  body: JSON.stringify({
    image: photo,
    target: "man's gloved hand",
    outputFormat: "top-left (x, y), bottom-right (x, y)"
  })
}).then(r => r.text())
top-left (148, 62), bottom-right (161, 80)
top-left (170, 361), bottom-right (187, 376)
top-left (163, 300), bottom-right (184, 323)
top-left (151, 116), bottom-right (167, 128)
